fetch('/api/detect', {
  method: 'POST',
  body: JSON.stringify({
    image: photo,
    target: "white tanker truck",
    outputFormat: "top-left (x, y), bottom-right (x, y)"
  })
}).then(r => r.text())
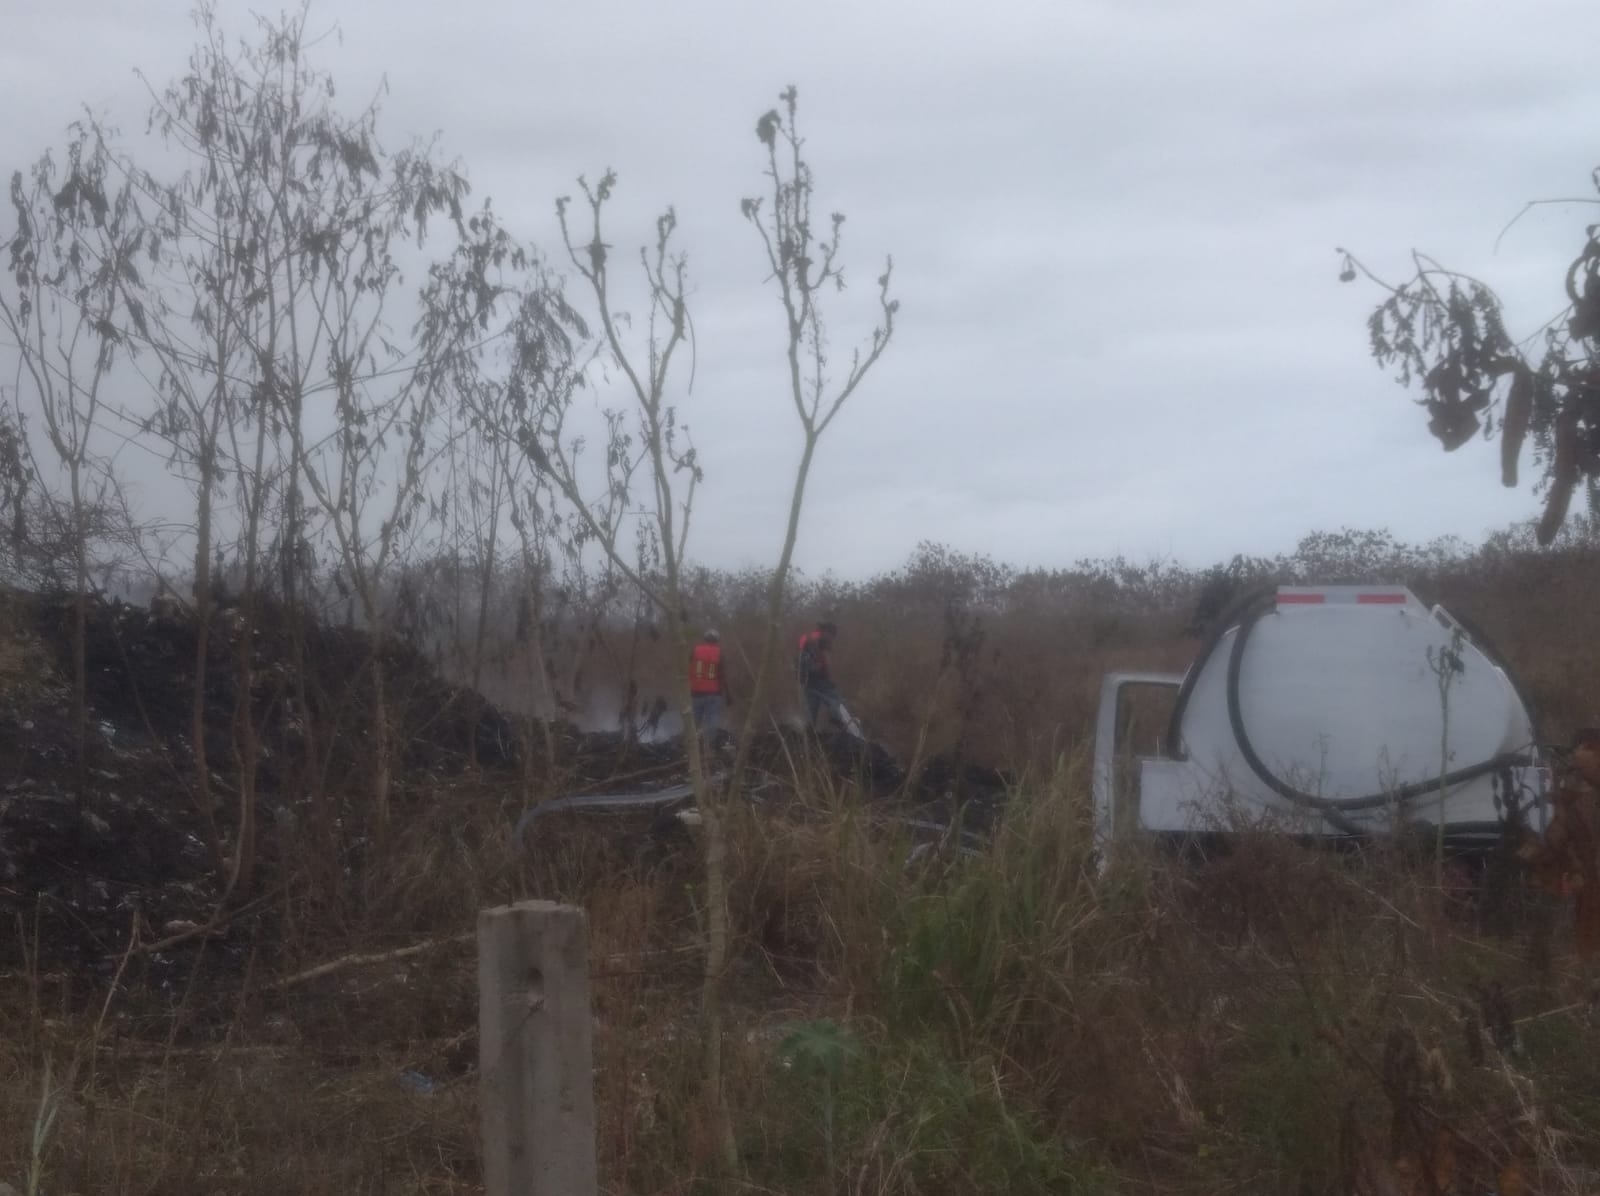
top-left (1092, 585), bottom-right (1549, 853)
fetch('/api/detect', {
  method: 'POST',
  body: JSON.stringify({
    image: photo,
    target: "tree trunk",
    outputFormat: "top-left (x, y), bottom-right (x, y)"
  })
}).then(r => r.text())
top-left (69, 460), bottom-right (87, 806)
top-left (676, 621), bottom-right (739, 1178)
top-left (190, 476), bottom-right (226, 876)
top-left (468, 530), bottom-right (497, 770)
top-left (524, 578), bottom-right (562, 799)
top-left (728, 433), bottom-right (818, 793)
top-left (283, 417), bottom-right (331, 890)
top-left (370, 636), bottom-right (392, 856)
top-left (227, 408), bottom-right (271, 902)
top-left (230, 620), bottom-right (260, 900)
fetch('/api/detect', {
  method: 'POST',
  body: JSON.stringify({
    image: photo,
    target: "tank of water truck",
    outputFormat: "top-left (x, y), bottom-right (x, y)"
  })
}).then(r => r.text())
top-left (1093, 586), bottom-right (1547, 847)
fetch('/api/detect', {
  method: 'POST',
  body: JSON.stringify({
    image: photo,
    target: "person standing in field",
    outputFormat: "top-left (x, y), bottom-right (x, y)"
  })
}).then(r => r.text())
top-left (796, 617), bottom-right (845, 731)
top-left (689, 629), bottom-right (731, 739)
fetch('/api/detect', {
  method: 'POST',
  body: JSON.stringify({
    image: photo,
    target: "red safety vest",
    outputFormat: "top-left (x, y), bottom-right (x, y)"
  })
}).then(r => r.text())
top-left (797, 629), bottom-right (830, 680)
top-left (690, 642), bottom-right (723, 694)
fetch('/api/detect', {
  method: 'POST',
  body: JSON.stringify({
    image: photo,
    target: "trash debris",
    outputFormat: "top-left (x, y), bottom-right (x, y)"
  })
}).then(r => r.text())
top-left (399, 1069), bottom-right (440, 1096)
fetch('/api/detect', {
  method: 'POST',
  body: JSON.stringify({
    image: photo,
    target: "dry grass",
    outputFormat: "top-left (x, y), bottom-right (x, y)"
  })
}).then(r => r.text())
top-left (0, 963), bottom-right (483, 1192)
top-left (469, 527), bottom-right (1600, 777)
top-left (7, 531), bottom-right (1600, 1192)
top-left (5, 757), bottom-right (1600, 1194)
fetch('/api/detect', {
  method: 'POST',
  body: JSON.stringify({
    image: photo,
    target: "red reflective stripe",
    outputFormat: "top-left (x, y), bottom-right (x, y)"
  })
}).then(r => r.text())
top-left (1277, 589), bottom-right (1409, 606)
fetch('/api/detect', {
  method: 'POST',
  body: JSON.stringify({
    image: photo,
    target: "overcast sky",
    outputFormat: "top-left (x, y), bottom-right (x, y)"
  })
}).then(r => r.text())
top-left (7, 0), bottom-right (1600, 579)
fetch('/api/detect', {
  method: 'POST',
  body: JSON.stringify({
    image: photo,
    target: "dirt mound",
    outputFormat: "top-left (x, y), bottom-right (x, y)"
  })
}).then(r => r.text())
top-left (0, 611), bottom-right (216, 979)
top-left (0, 590), bottom-right (644, 976)
top-left (1, 589), bottom-right (1016, 983)
top-left (23, 592), bottom-right (523, 780)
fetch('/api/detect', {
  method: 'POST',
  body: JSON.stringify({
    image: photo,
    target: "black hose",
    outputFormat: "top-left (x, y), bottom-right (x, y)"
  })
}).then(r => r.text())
top-left (1223, 593), bottom-right (1526, 821)
top-left (1166, 585), bottom-right (1531, 835)
top-left (1165, 585), bottom-right (1278, 759)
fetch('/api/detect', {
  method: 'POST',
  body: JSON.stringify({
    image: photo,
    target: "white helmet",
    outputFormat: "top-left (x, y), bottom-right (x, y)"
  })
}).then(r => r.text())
top-left (704, 629), bottom-right (721, 642)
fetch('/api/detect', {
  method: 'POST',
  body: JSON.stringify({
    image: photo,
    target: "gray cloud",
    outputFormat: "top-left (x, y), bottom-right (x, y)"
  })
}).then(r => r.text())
top-left (6, 0), bottom-right (1600, 578)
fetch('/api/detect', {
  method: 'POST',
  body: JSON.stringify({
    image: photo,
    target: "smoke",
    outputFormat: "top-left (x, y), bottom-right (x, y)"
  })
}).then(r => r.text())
top-left (577, 686), bottom-right (683, 742)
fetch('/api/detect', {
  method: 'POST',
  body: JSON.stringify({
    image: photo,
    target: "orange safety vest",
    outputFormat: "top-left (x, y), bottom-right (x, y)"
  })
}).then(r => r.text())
top-left (689, 642), bottom-right (723, 694)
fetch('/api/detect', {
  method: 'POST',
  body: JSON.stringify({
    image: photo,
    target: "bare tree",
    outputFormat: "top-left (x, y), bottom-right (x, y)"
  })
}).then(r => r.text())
top-left (292, 206), bottom-right (467, 854)
top-left (124, 1), bottom-right (345, 885)
top-left (445, 235), bottom-right (586, 768)
top-left (28, 2), bottom-right (559, 894)
top-left (79, 82), bottom-right (265, 878)
top-left (487, 164), bottom-right (740, 1162)
top-left (496, 88), bottom-right (897, 1178)
top-left (726, 88), bottom-right (898, 791)
top-left (139, 3), bottom-right (536, 874)
top-left (1, 126), bottom-right (145, 797)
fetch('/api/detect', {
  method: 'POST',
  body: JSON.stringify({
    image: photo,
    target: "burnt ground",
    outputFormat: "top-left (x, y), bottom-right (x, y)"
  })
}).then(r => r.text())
top-left (0, 589), bottom-right (1011, 990)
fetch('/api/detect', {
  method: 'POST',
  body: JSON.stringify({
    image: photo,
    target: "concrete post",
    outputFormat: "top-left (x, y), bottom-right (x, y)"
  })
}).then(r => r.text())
top-left (478, 900), bottom-right (597, 1196)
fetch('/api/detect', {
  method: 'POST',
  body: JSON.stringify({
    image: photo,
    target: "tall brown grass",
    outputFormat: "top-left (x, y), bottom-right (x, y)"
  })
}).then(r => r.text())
top-left (462, 521), bottom-right (1600, 777)
top-left (7, 753), bottom-right (1599, 1194)
top-left (7, 521), bottom-right (1600, 1192)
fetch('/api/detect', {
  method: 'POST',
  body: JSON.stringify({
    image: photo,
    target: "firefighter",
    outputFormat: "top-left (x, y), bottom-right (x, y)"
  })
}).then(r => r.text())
top-left (689, 628), bottom-right (731, 738)
top-left (796, 617), bottom-right (845, 731)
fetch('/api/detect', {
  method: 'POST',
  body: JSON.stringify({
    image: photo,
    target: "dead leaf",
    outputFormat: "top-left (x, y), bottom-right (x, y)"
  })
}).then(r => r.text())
top-left (1537, 406), bottom-right (1581, 544)
top-left (1500, 364), bottom-right (1533, 487)
top-left (1497, 1160), bottom-right (1526, 1196)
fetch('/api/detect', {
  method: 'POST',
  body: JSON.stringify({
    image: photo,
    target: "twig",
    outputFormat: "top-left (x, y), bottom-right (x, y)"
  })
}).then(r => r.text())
top-left (95, 909), bottom-right (140, 1037)
top-left (1494, 196), bottom-right (1600, 253)
top-left (1515, 1001), bottom-right (1590, 1026)
top-left (568, 758), bottom-right (684, 794)
top-left (119, 883), bottom-right (286, 957)
top-left (95, 1041), bottom-right (290, 1060)
top-left (268, 931), bottom-right (474, 991)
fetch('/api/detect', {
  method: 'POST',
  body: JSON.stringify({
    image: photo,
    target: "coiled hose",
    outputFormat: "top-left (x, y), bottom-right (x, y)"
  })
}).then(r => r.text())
top-left (1166, 587), bottom-right (1530, 836)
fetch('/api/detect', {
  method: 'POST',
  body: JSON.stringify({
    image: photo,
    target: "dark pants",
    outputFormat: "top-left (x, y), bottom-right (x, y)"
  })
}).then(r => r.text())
top-left (803, 679), bottom-right (844, 729)
top-left (692, 693), bottom-right (725, 736)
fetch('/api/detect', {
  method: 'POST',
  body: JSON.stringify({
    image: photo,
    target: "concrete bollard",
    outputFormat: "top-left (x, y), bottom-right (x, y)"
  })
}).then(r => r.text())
top-left (478, 900), bottom-right (597, 1196)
